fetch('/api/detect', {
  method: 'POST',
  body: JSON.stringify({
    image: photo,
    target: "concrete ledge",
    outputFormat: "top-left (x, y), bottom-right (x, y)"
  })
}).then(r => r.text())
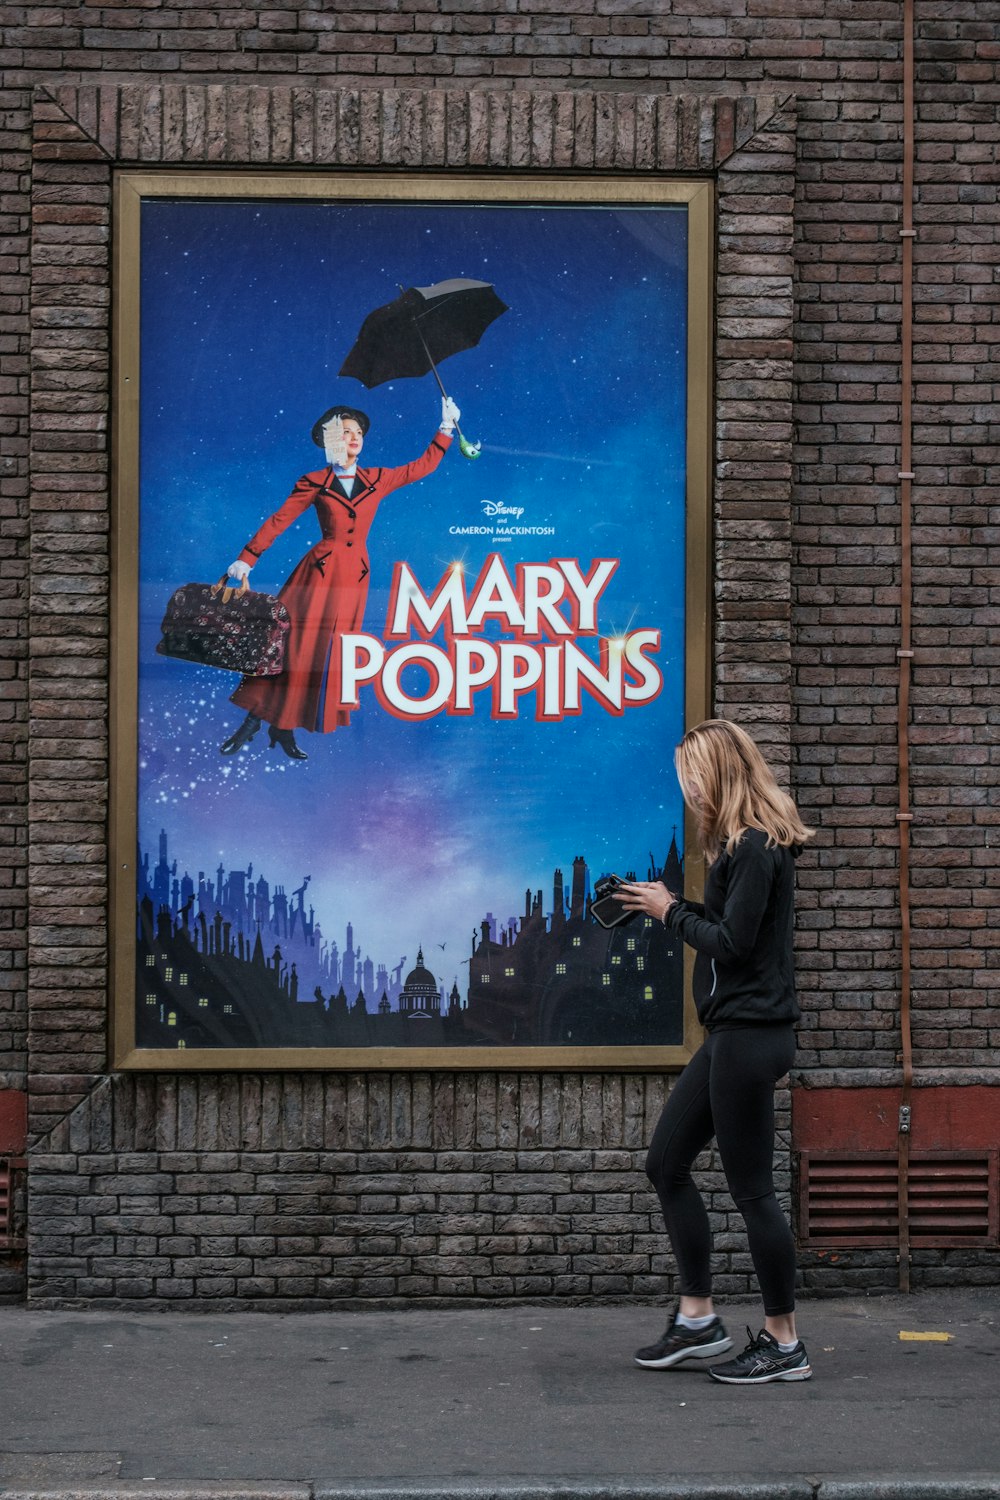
top-left (819, 1481), bottom-right (1000, 1500)
top-left (3, 1480), bottom-right (1000, 1500)
top-left (312, 1483), bottom-right (816, 1500)
top-left (311, 1482), bottom-right (1000, 1500)
top-left (0, 1487), bottom-right (311, 1500)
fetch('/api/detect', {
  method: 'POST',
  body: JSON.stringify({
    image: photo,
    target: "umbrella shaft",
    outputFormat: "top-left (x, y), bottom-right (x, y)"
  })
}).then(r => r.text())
top-left (410, 315), bottom-right (468, 440)
top-left (411, 319), bottom-right (448, 399)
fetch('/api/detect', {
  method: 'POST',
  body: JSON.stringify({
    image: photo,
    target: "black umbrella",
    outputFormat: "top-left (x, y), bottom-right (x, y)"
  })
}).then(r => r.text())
top-left (339, 277), bottom-right (508, 458)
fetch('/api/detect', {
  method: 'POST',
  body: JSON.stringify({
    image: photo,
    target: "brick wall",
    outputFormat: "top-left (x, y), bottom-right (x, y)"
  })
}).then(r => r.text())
top-left (21, 80), bottom-right (800, 1305)
top-left (29, 1071), bottom-right (794, 1307)
top-left (1, 3), bottom-right (997, 1304)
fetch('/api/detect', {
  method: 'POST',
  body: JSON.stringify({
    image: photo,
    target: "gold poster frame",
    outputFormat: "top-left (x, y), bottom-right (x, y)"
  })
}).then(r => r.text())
top-left (111, 171), bottom-right (713, 1072)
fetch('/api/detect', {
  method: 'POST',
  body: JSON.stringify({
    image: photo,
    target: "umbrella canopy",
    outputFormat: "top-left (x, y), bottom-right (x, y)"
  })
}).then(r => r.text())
top-left (339, 277), bottom-right (508, 390)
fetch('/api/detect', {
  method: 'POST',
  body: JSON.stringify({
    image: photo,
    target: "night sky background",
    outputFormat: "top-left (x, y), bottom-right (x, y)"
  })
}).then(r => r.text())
top-left (137, 196), bottom-right (689, 1000)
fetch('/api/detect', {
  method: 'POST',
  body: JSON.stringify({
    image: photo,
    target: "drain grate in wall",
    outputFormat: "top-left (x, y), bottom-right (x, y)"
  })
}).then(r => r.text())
top-left (799, 1151), bottom-right (998, 1249)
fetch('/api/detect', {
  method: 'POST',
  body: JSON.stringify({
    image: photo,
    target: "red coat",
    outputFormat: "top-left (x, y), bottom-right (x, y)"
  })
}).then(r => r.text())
top-left (231, 432), bottom-right (452, 733)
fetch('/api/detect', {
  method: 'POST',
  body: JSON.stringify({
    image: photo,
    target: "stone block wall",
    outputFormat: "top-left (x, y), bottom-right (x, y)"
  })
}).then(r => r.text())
top-left (29, 1071), bottom-right (795, 1308)
top-left (1, 4), bottom-right (998, 1303)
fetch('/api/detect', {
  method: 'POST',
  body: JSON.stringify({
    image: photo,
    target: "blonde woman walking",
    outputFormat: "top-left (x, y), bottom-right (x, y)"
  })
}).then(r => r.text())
top-left (617, 718), bottom-right (815, 1385)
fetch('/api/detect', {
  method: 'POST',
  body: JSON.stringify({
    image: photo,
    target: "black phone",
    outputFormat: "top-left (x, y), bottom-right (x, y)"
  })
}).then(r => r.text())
top-left (590, 873), bottom-right (635, 930)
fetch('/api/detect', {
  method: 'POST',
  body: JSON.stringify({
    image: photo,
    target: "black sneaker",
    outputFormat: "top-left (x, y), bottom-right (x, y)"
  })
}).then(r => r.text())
top-left (708, 1327), bottom-right (812, 1384)
top-left (634, 1308), bottom-right (734, 1369)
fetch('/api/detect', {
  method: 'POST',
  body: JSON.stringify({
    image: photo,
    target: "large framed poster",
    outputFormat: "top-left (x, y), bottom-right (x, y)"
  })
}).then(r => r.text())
top-left (111, 172), bottom-right (712, 1070)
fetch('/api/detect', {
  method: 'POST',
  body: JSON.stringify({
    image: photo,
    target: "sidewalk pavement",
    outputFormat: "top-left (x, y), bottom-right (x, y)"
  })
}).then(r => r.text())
top-left (1, 1288), bottom-right (998, 1500)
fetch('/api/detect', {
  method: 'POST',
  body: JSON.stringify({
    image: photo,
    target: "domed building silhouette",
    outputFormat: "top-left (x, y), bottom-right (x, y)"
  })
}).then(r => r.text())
top-left (398, 947), bottom-right (442, 1020)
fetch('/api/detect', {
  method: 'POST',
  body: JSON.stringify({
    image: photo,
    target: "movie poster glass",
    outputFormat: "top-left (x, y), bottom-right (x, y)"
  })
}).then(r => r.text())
top-left (111, 173), bottom-right (712, 1070)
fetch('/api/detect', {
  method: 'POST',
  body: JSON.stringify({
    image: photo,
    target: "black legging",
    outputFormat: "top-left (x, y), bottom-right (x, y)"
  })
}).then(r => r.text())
top-left (645, 1022), bottom-right (797, 1317)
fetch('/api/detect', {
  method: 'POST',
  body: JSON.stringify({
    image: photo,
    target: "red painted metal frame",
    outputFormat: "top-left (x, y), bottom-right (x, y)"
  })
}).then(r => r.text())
top-left (792, 1086), bottom-right (1000, 1154)
top-left (0, 1090), bottom-right (27, 1155)
top-left (794, 1087), bottom-right (1000, 1252)
top-left (0, 1093), bottom-right (28, 1254)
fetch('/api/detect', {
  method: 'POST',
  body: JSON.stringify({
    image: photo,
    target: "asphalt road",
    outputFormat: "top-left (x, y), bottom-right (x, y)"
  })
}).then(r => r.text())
top-left (1, 1289), bottom-right (998, 1497)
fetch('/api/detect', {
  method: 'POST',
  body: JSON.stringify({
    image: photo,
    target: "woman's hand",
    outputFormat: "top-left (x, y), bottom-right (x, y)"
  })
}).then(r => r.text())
top-left (615, 880), bottom-right (678, 925)
top-left (440, 396), bottom-right (461, 434)
top-left (323, 414), bottom-right (349, 467)
top-left (226, 560), bottom-right (251, 583)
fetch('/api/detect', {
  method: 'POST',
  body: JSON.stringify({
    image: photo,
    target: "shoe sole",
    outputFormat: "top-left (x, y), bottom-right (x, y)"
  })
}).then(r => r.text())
top-left (709, 1363), bottom-right (812, 1384)
top-left (635, 1336), bottom-right (734, 1369)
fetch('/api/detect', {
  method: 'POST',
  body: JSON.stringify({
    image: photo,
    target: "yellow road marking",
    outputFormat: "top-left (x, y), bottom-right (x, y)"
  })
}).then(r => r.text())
top-left (899, 1331), bottom-right (953, 1342)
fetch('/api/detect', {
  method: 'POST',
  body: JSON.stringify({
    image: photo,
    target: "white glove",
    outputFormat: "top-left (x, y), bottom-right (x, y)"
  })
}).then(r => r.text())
top-left (226, 560), bottom-right (251, 584)
top-left (440, 396), bottom-right (461, 434)
top-left (322, 414), bottom-right (349, 468)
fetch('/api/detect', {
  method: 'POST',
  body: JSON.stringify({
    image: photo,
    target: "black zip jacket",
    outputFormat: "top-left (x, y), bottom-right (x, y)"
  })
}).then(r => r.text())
top-left (665, 827), bottom-right (800, 1028)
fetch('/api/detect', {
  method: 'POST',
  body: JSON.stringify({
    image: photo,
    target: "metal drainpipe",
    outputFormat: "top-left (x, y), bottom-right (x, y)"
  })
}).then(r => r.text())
top-left (896, 0), bottom-right (916, 1294)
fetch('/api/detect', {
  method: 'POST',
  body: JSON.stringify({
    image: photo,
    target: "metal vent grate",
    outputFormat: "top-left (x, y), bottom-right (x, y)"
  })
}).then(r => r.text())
top-left (799, 1151), bottom-right (998, 1249)
top-left (0, 1158), bottom-right (11, 1243)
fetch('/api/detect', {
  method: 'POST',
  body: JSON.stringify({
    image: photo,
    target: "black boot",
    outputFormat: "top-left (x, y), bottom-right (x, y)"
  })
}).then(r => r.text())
top-left (220, 712), bottom-right (261, 754)
top-left (268, 725), bottom-right (308, 760)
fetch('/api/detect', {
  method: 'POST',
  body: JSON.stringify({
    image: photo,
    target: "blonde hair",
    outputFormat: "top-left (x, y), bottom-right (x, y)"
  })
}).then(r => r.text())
top-left (675, 719), bottom-right (815, 861)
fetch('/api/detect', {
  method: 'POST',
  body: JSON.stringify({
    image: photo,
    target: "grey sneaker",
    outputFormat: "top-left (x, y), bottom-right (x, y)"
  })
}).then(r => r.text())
top-left (708, 1327), bottom-right (812, 1384)
top-left (634, 1309), bottom-right (734, 1369)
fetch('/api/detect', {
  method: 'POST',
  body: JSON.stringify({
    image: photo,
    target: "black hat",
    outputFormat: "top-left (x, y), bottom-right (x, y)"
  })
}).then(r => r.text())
top-left (311, 405), bottom-right (371, 446)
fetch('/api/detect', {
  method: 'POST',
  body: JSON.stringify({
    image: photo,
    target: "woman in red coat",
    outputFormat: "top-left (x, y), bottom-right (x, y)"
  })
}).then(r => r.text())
top-left (220, 399), bottom-right (457, 760)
